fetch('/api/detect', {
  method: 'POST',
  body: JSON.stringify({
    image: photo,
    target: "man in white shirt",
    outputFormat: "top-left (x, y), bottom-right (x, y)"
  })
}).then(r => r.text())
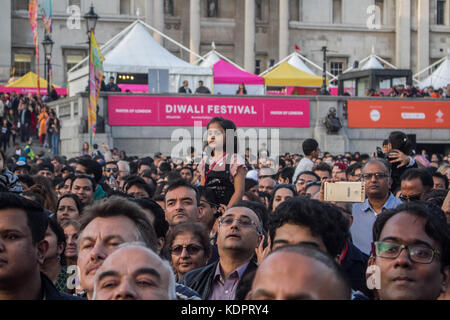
top-left (292, 138), bottom-right (320, 183)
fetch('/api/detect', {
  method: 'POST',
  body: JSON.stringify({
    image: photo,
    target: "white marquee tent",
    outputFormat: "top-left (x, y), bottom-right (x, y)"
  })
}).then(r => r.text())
top-left (68, 20), bottom-right (212, 96)
top-left (417, 57), bottom-right (450, 89)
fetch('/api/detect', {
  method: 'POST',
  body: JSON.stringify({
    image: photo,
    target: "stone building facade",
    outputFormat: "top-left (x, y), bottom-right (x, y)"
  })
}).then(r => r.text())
top-left (1, 0), bottom-right (449, 87)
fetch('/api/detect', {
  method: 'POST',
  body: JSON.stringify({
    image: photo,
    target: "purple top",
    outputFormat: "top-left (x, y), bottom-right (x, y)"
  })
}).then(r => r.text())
top-left (207, 262), bottom-right (250, 300)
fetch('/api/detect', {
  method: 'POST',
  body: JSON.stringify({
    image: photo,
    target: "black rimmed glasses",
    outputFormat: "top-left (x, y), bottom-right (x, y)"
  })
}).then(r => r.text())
top-left (373, 241), bottom-right (440, 264)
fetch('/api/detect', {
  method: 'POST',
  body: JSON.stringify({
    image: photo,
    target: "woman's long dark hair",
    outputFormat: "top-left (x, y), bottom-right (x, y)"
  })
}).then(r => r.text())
top-left (47, 216), bottom-right (67, 266)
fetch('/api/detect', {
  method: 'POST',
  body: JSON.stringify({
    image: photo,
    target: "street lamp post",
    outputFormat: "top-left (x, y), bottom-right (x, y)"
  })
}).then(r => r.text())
top-left (42, 34), bottom-right (54, 97)
top-left (320, 46), bottom-right (330, 95)
top-left (84, 4), bottom-right (99, 92)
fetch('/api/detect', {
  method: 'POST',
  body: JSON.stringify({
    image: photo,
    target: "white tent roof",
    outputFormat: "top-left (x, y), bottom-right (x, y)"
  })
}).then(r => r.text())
top-left (360, 55), bottom-right (385, 70)
top-left (287, 55), bottom-right (316, 74)
top-left (69, 20), bottom-right (211, 76)
top-left (418, 57), bottom-right (450, 89)
top-left (199, 51), bottom-right (221, 68)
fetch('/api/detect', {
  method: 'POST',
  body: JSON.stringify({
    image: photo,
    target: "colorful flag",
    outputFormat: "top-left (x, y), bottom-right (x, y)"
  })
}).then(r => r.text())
top-left (89, 31), bottom-right (104, 146)
top-left (29, 0), bottom-right (40, 96)
top-left (40, 0), bottom-right (53, 34)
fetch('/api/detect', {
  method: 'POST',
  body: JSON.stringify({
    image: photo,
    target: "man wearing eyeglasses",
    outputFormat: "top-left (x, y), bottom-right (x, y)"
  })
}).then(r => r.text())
top-left (179, 205), bottom-right (262, 300)
top-left (399, 168), bottom-right (434, 202)
top-left (368, 202), bottom-right (449, 300)
top-left (350, 159), bottom-right (402, 255)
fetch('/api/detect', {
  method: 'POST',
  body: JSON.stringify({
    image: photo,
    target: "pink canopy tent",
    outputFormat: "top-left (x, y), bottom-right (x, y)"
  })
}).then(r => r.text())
top-left (213, 60), bottom-right (265, 95)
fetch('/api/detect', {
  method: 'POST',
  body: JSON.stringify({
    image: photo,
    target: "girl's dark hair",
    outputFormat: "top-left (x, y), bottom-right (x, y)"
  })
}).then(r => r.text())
top-left (47, 216), bottom-right (67, 266)
top-left (388, 131), bottom-right (413, 154)
top-left (206, 117), bottom-right (238, 154)
top-left (56, 193), bottom-right (83, 216)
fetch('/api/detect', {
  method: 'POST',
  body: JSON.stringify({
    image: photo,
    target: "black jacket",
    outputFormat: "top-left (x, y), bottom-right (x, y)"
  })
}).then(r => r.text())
top-left (179, 260), bottom-right (258, 300)
top-left (178, 86), bottom-right (192, 94)
top-left (341, 242), bottom-right (371, 297)
top-left (20, 109), bottom-right (31, 125)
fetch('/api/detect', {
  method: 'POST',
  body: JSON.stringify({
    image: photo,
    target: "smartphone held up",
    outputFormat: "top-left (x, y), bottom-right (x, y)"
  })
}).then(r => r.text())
top-left (324, 181), bottom-right (365, 203)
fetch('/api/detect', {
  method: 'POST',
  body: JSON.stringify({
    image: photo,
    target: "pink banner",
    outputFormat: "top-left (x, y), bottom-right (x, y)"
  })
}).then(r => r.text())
top-left (0, 86), bottom-right (67, 95)
top-left (108, 96), bottom-right (310, 127)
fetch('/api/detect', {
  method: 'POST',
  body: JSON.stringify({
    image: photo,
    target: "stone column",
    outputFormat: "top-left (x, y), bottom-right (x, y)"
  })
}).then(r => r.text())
top-left (395, 0), bottom-right (411, 69)
top-left (279, 0), bottom-right (289, 60)
top-left (417, 0), bottom-right (430, 73)
top-left (244, 0), bottom-right (255, 73)
top-left (190, 0), bottom-right (201, 63)
top-left (0, 0), bottom-right (11, 82)
top-left (153, 0), bottom-right (164, 44)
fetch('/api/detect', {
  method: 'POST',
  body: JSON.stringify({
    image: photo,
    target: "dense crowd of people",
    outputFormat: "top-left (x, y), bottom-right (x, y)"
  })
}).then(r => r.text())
top-left (364, 83), bottom-right (450, 98)
top-left (0, 116), bottom-right (449, 301)
top-left (0, 91), bottom-right (61, 156)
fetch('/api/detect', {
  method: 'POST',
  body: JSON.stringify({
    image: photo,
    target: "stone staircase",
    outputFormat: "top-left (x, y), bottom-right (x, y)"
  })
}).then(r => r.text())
top-left (3, 136), bottom-right (54, 160)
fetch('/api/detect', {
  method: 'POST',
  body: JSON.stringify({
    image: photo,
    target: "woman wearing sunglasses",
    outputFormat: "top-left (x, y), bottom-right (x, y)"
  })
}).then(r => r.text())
top-left (165, 222), bottom-right (211, 281)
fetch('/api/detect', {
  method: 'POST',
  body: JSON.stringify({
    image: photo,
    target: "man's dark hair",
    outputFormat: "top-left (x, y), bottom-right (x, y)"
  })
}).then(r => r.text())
top-left (296, 171), bottom-right (320, 183)
top-left (138, 157), bottom-right (154, 171)
top-left (360, 153), bottom-right (371, 162)
top-left (423, 189), bottom-right (449, 208)
top-left (432, 172), bottom-right (449, 189)
top-left (37, 162), bottom-right (55, 174)
top-left (279, 166), bottom-right (295, 184)
top-left (105, 161), bottom-right (118, 167)
top-left (124, 176), bottom-right (155, 198)
top-left (76, 157), bottom-right (103, 183)
top-left (197, 186), bottom-right (219, 207)
top-left (79, 196), bottom-right (158, 252)
top-left (271, 244), bottom-right (351, 299)
top-left (373, 202), bottom-right (450, 268)
top-left (245, 178), bottom-right (258, 192)
top-left (302, 139), bottom-right (319, 156)
top-left (166, 171), bottom-right (182, 184)
top-left (180, 166), bottom-right (194, 176)
top-left (346, 162), bottom-right (364, 178)
top-left (132, 198), bottom-right (169, 239)
top-left (71, 174), bottom-right (97, 192)
top-left (269, 197), bottom-right (349, 258)
top-left (312, 162), bottom-right (332, 176)
top-left (400, 168), bottom-right (434, 191)
top-left (164, 179), bottom-right (200, 205)
top-left (17, 174), bottom-right (35, 188)
top-left (158, 161), bottom-right (171, 174)
top-left (0, 192), bottom-right (48, 244)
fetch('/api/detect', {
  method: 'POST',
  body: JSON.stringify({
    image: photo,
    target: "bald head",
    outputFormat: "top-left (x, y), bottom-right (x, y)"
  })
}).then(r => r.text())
top-left (248, 245), bottom-right (351, 300)
top-left (93, 243), bottom-right (176, 300)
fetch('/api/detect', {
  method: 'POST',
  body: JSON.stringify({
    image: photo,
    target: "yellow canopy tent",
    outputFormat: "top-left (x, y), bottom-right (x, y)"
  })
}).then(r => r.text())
top-left (6, 72), bottom-right (61, 89)
top-left (263, 61), bottom-right (328, 87)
